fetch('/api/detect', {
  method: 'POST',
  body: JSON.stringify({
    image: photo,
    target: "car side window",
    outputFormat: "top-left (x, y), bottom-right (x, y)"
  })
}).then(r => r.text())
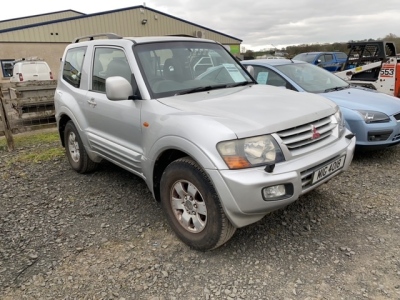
top-left (324, 54), bottom-right (334, 62)
top-left (63, 47), bottom-right (87, 88)
top-left (91, 47), bottom-right (134, 93)
top-left (251, 65), bottom-right (288, 88)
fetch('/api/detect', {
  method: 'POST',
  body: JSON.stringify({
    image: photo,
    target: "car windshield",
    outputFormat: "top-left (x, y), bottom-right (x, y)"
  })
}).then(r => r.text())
top-left (275, 62), bottom-right (349, 93)
top-left (134, 41), bottom-right (253, 98)
top-left (292, 53), bottom-right (317, 63)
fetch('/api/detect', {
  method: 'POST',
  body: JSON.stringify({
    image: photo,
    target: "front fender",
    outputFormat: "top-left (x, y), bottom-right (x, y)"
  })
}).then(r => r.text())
top-left (143, 135), bottom-right (221, 188)
top-left (142, 135), bottom-right (244, 225)
top-left (340, 107), bottom-right (364, 139)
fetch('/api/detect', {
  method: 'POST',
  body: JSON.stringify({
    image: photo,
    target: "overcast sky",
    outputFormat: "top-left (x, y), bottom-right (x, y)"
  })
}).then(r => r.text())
top-left (1, 0), bottom-right (400, 51)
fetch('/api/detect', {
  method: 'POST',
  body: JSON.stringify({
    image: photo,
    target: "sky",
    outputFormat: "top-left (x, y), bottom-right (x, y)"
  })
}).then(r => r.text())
top-left (1, 0), bottom-right (400, 51)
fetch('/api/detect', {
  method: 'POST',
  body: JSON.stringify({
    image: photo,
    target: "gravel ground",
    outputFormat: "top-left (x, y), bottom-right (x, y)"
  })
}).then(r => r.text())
top-left (1, 133), bottom-right (400, 300)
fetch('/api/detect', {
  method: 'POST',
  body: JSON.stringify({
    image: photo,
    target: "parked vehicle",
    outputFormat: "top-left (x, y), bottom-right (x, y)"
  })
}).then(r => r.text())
top-left (335, 41), bottom-right (400, 98)
top-left (10, 57), bottom-right (53, 82)
top-left (292, 51), bottom-right (347, 72)
top-left (55, 33), bottom-right (355, 251)
top-left (242, 59), bottom-right (400, 150)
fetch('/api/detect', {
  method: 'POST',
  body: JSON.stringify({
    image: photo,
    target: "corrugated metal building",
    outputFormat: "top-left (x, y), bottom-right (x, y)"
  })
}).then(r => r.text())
top-left (0, 5), bottom-right (242, 82)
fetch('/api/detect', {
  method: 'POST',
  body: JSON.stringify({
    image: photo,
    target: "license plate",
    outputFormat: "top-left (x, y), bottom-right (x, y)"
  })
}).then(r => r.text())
top-left (312, 156), bottom-right (346, 184)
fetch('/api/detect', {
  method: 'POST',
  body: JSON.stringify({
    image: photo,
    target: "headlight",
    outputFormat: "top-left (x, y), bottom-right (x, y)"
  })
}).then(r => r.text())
top-left (334, 109), bottom-right (343, 125)
top-left (356, 110), bottom-right (390, 123)
top-left (334, 108), bottom-right (345, 135)
top-left (217, 135), bottom-right (284, 169)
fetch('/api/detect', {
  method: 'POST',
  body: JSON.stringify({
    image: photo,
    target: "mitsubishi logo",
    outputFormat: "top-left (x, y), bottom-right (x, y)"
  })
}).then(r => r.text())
top-left (311, 125), bottom-right (321, 139)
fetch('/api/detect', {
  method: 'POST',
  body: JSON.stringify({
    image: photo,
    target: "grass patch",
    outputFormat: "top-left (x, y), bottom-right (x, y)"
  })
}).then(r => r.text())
top-left (11, 147), bottom-right (65, 164)
top-left (1, 129), bottom-right (65, 164)
top-left (11, 129), bottom-right (59, 146)
top-left (1, 129), bottom-right (59, 148)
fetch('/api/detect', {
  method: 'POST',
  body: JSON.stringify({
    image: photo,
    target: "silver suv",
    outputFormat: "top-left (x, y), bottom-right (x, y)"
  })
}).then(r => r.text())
top-left (55, 33), bottom-right (356, 251)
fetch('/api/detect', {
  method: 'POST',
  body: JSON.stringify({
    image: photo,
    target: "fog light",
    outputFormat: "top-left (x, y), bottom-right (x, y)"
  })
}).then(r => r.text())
top-left (262, 185), bottom-right (286, 200)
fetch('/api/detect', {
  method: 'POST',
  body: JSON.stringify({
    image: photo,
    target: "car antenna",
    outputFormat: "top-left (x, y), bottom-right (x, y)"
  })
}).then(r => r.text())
top-left (288, 56), bottom-right (294, 63)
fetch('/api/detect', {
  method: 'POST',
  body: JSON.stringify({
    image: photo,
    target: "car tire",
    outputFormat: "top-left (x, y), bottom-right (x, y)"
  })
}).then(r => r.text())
top-left (64, 121), bottom-right (98, 173)
top-left (160, 157), bottom-right (236, 251)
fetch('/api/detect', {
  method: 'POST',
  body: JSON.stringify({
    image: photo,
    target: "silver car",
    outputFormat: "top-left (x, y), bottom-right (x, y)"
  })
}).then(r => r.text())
top-left (55, 34), bottom-right (356, 251)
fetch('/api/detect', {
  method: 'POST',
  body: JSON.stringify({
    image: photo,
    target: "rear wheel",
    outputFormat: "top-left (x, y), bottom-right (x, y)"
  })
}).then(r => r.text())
top-left (64, 121), bottom-right (98, 173)
top-left (160, 157), bottom-right (236, 251)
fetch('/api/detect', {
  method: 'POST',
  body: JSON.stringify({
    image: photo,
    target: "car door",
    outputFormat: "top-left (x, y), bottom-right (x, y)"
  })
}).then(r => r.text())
top-left (248, 64), bottom-right (296, 91)
top-left (318, 54), bottom-right (336, 72)
top-left (84, 46), bottom-right (144, 176)
top-left (35, 62), bottom-right (52, 80)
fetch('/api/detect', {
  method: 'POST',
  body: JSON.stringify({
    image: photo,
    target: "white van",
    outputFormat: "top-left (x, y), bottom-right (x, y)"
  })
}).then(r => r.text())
top-left (10, 58), bottom-right (53, 82)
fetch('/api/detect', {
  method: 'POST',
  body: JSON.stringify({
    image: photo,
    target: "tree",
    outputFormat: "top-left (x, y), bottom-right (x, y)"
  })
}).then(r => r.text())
top-left (244, 50), bottom-right (255, 60)
top-left (382, 33), bottom-right (400, 51)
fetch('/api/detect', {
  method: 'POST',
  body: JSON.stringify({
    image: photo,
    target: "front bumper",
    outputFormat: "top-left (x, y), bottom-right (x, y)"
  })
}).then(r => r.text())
top-left (206, 131), bottom-right (356, 228)
top-left (348, 118), bottom-right (400, 147)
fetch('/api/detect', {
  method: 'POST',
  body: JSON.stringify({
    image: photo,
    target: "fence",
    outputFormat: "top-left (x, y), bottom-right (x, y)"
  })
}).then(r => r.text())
top-left (0, 80), bottom-right (57, 140)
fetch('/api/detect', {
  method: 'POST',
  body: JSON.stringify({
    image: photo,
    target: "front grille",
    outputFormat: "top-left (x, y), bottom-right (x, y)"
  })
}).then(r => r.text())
top-left (277, 116), bottom-right (336, 152)
top-left (300, 155), bottom-right (342, 190)
top-left (393, 112), bottom-right (400, 121)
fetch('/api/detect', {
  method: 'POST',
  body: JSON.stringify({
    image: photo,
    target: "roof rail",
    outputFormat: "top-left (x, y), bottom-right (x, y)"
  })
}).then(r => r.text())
top-left (73, 33), bottom-right (123, 43)
top-left (14, 56), bottom-right (44, 63)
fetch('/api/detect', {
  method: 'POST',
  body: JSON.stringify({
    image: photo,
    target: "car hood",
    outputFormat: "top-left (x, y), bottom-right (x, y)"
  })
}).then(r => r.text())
top-left (320, 87), bottom-right (400, 115)
top-left (158, 85), bottom-right (337, 138)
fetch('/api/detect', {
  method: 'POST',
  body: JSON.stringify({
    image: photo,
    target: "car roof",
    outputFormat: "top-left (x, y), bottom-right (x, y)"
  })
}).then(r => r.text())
top-left (242, 58), bottom-right (305, 67)
top-left (127, 36), bottom-right (213, 43)
top-left (70, 35), bottom-right (216, 46)
top-left (15, 60), bottom-right (48, 64)
top-left (297, 52), bottom-right (320, 55)
top-left (295, 51), bottom-right (345, 55)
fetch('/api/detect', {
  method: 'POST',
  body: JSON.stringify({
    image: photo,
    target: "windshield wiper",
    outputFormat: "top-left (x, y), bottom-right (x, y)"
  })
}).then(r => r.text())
top-left (175, 82), bottom-right (253, 96)
top-left (174, 84), bottom-right (227, 96)
top-left (226, 81), bottom-right (254, 88)
top-left (324, 85), bottom-right (349, 93)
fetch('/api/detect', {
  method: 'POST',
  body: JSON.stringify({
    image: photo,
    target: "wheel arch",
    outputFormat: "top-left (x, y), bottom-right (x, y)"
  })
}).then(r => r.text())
top-left (148, 137), bottom-right (220, 203)
top-left (152, 149), bottom-right (188, 202)
top-left (58, 113), bottom-right (72, 147)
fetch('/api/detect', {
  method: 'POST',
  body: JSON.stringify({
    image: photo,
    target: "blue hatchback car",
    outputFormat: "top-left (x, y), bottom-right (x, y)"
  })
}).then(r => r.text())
top-left (242, 59), bottom-right (400, 150)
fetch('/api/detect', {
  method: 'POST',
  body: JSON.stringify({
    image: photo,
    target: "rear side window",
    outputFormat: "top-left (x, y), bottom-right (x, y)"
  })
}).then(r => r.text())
top-left (320, 54), bottom-right (334, 63)
top-left (336, 52), bottom-right (347, 59)
top-left (63, 47), bottom-right (87, 88)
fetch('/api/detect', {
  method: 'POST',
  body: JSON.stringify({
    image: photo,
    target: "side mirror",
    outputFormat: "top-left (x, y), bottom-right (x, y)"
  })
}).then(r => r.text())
top-left (106, 76), bottom-right (133, 100)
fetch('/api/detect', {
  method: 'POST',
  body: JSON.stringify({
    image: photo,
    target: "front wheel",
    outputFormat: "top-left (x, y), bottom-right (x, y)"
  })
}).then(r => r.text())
top-left (160, 157), bottom-right (236, 251)
top-left (64, 121), bottom-right (98, 173)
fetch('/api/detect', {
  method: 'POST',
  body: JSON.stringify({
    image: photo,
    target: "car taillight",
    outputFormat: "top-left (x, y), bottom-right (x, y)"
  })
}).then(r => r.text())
top-left (18, 73), bottom-right (23, 81)
top-left (50, 71), bottom-right (53, 80)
